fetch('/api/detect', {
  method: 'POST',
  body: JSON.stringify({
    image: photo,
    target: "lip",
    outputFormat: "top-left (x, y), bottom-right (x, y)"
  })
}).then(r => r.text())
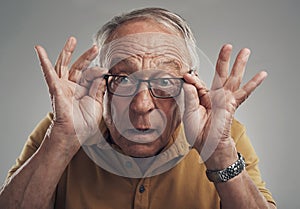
top-left (122, 128), bottom-right (159, 144)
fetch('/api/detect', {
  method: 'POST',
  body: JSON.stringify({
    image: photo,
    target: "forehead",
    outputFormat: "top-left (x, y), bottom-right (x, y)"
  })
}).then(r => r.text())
top-left (100, 32), bottom-right (191, 72)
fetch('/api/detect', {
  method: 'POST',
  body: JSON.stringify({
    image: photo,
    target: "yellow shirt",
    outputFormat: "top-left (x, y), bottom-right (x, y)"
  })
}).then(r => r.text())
top-left (7, 113), bottom-right (275, 209)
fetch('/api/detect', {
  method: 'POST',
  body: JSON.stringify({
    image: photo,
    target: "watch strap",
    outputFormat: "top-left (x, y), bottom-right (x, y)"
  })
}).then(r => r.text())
top-left (206, 152), bottom-right (245, 183)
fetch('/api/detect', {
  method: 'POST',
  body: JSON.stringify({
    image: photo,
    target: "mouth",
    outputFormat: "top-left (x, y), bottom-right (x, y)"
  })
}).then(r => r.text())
top-left (122, 128), bottom-right (159, 144)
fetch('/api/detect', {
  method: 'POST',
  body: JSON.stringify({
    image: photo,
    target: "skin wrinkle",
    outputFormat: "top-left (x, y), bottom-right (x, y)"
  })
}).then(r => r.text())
top-left (105, 49), bottom-right (187, 72)
top-left (100, 33), bottom-right (191, 72)
top-left (106, 51), bottom-right (187, 72)
top-left (109, 57), bottom-right (183, 77)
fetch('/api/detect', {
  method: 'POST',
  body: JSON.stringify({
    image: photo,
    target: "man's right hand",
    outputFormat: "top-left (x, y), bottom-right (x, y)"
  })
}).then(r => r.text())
top-left (35, 37), bottom-right (107, 153)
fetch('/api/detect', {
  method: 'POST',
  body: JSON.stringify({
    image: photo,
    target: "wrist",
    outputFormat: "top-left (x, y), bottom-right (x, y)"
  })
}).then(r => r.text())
top-left (46, 124), bottom-right (81, 156)
top-left (206, 152), bottom-right (245, 183)
top-left (204, 137), bottom-right (238, 170)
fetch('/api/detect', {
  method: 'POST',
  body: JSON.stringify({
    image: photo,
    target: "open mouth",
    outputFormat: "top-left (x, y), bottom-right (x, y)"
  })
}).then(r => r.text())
top-left (122, 128), bottom-right (159, 144)
top-left (130, 128), bottom-right (155, 134)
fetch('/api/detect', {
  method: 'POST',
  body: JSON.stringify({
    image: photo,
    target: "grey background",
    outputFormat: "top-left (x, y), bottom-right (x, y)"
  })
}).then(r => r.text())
top-left (0, 0), bottom-right (299, 208)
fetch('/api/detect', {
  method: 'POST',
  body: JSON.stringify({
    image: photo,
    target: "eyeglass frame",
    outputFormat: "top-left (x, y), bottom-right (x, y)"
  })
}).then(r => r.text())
top-left (103, 74), bottom-right (185, 99)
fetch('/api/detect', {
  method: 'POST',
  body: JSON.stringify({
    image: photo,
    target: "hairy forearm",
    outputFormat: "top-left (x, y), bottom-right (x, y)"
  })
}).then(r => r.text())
top-left (215, 171), bottom-right (275, 209)
top-left (203, 140), bottom-right (276, 209)
top-left (0, 132), bottom-right (79, 209)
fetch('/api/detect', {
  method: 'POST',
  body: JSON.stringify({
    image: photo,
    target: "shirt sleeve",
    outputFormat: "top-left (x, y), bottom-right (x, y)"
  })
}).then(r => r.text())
top-left (231, 119), bottom-right (276, 206)
top-left (6, 113), bottom-right (53, 180)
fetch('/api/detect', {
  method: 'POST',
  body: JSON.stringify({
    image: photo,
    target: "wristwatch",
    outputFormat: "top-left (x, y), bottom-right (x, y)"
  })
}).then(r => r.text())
top-left (206, 152), bottom-right (245, 183)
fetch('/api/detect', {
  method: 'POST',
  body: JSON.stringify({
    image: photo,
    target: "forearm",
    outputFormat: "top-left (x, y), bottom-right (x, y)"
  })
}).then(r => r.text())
top-left (203, 140), bottom-right (276, 209)
top-left (0, 132), bottom-right (80, 209)
top-left (214, 171), bottom-right (275, 209)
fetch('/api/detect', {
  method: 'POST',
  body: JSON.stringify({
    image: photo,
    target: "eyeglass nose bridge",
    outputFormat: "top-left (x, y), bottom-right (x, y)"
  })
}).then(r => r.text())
top-left (133, 79), bottom-right (155, 97)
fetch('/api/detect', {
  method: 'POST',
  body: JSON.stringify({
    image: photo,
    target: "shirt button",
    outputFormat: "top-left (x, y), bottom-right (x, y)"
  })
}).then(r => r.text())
top-left (139, 185), bottom-right (145, 193)
top-left (125, 161), bottom-right (132, 168)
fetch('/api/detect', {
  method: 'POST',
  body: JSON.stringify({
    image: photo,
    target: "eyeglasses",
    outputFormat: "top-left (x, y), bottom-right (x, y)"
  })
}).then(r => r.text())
top-left (104, 74), bottom-right (185, 99)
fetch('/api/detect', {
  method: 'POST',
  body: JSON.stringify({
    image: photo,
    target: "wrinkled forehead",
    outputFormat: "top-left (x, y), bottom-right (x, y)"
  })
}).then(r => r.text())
top-left (99, 32), bottom-right (191, 72)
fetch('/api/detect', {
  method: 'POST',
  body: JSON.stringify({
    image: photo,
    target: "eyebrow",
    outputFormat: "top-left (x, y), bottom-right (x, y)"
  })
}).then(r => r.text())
top-left (152, 57), bottom-right (184, 77)
top-left (108, 58), bottom-right (138, 74)
top-left (157, 59), bottom-right (181, 70)
top-left (108, 56), bottom-right (183, 76)
top-left (111, 57), bottom-right (137, 66)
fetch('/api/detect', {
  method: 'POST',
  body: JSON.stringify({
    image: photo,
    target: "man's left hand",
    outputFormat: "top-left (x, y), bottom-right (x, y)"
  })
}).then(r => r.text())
top-left (182, 44), bottom-right (267, 169)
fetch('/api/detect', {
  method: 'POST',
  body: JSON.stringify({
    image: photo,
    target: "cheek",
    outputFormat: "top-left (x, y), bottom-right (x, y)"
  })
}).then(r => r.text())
top-left (103, 94), bottom-right (122, 124)
top-left (156, 99), bottom-right (182, 126)
top-left (103, 94), bottom-right (132, 130)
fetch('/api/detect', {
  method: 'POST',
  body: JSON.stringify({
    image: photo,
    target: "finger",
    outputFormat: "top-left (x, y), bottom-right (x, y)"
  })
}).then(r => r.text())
top-left (80, 67), bottom-right (108, 88)
top-left (182, 81), bottom-right (200, 113)
top-left (224, 48), bottom-right (251, 91)
top-left (211, 44), bottom-right (232, 90)
top-left (183, 73), bottom-right (207, 93)
top-left (55, 37), bottom-right (77, 79)
top-left (183, 73), bottom-right (210, 106)
top-left (182, 74), bottom-right (209, 146)
top-left (234, 71), bottom-right (267, 106)
top-left (35, 45), bottom-right (60, 95)
top-left (89, 78), bottom-right (107, 105)
top-left (83, 67), bottom-right (107, 81)
top-left (69, 45), bottom-right (99, 83)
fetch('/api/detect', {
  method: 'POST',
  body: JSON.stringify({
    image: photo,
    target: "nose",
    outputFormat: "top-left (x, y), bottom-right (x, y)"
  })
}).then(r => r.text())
top-left (130, 83), bottom-right (155, 114)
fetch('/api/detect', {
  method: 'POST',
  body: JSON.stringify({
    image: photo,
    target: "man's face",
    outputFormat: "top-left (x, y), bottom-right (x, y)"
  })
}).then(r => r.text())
top-left (102, 19), bottom-right (190, 157)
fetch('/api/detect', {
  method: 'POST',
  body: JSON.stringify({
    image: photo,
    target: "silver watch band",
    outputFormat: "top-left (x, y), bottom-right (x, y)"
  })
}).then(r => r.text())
top-left (206, 152), bottom-right (245, 183)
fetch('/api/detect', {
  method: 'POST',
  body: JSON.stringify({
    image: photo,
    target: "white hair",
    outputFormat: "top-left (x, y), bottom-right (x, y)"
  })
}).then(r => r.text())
top-left (94, 7), bottom-right (199, 71)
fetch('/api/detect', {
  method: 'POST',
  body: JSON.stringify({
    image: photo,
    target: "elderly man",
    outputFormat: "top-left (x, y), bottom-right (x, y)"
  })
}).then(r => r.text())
top-left (0, 7), bottom-right (275, 209)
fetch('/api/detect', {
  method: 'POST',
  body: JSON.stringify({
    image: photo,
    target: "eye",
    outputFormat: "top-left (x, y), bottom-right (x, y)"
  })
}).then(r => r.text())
top-left (113, 76), bottom-right (135, 86)
top-left (116, 76), bottom-right (128, 84)
top-left (158, 78), bottom-right (172, 87)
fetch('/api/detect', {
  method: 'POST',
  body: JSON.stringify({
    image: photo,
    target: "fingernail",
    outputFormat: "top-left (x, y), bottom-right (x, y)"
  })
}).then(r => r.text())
top-left (185, 73), bottom-right (192, 78)
top-left (243, 49), bottom-right (251, 61)
top-left (34, 45), bottom-right (40, 54)
top-left (245, 48), bottom-right (251, 56)
top-left (92, 45), bottom-right (98, 53)
top-left (224, 44), bottom-right (232, 50)
top-left (261, 70), bottom-right (268, 77)
top-left (69, 36), bottom-right (76, 44)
